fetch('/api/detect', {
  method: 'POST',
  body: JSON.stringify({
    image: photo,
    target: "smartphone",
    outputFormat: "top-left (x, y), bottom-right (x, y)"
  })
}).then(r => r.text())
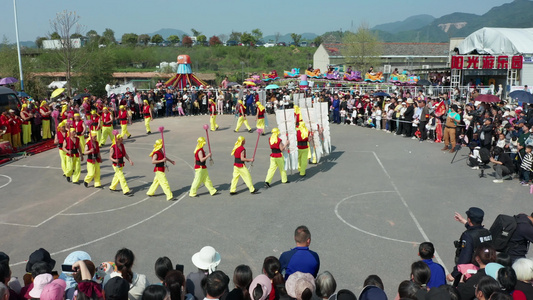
top-left (61, 264), bottom-right (73, 272)
top-left (175, 264), bottom-right (184, 273)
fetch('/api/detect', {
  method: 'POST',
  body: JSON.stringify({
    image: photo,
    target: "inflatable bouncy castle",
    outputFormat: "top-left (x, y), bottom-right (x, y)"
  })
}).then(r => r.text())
top-left (262, 70), bottom-right (279, 82)
top-left (284, 68), bottom-right (300, 78)
top-left (165, 55), bottom-right (208, 89)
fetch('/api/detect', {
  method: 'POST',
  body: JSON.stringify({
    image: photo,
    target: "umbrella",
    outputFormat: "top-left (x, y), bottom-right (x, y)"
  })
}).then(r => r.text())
top-left (509, 90), bottom-right (533, 104)
top-left (475, 94), bottom-right (501, 103)
top-left (17, 91), bottom-right (30, 98)
top-left (0, 77), bottom-right (18, 85)
top-left (227, 82), bottom-right (240, 87)
top-left (416, 79), bottom-right (432, 86)
top-left (265, 84), bottom-right (279, 90)
top-left (73, 93), bottom-right (90, 101)
top-left (51, 88), bottom-right (65, 99)
top-left (243, 81), bottom-right (256, 86)
top-left (372, 92), bottom-right (390, 97)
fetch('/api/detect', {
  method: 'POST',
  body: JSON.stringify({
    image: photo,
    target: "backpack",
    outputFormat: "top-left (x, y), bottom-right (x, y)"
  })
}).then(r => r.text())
top-left (489, 214), bottom-right (518, 252)
top-left (479, 148), bottom-right (491, 164)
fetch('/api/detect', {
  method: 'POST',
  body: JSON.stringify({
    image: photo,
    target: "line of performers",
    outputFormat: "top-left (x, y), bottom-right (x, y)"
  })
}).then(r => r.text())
top-left (207, 98), bottom-right (267, 135)
top-left (53, 120), bottom-right (312, 200)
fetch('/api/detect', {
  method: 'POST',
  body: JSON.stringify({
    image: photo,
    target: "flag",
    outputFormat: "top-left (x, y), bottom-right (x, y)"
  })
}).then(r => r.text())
top-left (434, 101), bottom-right (446, 117)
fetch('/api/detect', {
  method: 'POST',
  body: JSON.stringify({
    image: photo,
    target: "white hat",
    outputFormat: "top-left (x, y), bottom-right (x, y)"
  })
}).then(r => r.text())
top-left (406, 98), bottom-right (414, 104)
top-left (191, 246), bottom-right (221, 273)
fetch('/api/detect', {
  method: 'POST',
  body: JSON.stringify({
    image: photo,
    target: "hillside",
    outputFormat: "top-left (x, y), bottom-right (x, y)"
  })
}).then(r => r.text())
top-left (372, 14), bottom-right (435, 34)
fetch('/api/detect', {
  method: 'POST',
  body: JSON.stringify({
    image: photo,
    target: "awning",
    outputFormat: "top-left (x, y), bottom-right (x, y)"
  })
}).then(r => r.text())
top-left (48, 81), bottom-right (67, 89)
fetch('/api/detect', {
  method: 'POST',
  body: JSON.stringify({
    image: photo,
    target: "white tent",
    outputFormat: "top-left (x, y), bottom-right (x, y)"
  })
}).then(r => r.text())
top-left (458, 27), bottom-right (533, 55)
top-left (48, 81), bottom-right (67, 89)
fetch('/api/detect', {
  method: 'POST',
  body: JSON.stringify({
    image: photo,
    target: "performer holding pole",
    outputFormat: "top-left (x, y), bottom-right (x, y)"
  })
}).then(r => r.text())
top-left (189, 136), bottom-right (218, 197)
top-left (283, 109), bottom-right (293, 175)
top-left (90, 110), bottom-right (102, 144)
top-left (83, 132), bottom-right (102, 188)
top-left (250, 128), bottom-right (263, 170)
top-left (40, 101), bottom-right (52, 140)
top-left (229, 136), bottom-right (258, 195)
top-left (146, 139), bottom-right (175, 201)
top-left (109, 132), bottom-right (134, 196)
top-left (203, 124), bottom-right (214, 165)
top-left (305, 107), bottom-right (318, 164)
top-left (99, 107), bottom-right (114, 146)
top-left (73, 113), bottom-right (86, 154)
top-left (234, 100), bottom-right (252, 133)
top-left (297, 121), bottom-right (309, 177)
top-left (264, 128), bottom-right (289, 188)
top-left (143, 100), bottom-right (152, 134)
top-left (118, 105), bottom-right (131, 139)
top-left (55, 120), bottom-right (68, 177)
top-left (256, 102), bottom-right (266, 134)
top-left (64, 128), bottom-right (84, 184)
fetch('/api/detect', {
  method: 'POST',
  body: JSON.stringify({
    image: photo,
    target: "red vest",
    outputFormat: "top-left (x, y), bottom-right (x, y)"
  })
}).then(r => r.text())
top-left (269, 137), bottom-right (282, 158)
top-left (102, 113), bottom-right (112, 127)
top-left (66, 136), bottom-right (80, 157)
top-left (210, 103), bottom-right (217, 115)
top-left (258, 108), bottom-right (265, 119)
top-left (90, 115), bottom-right (100, 131)
top-left (118, 110), bottom-right (128, 125)
top-left (297, 130), bottom-right (309, 149)
top-left (233, 146), bottom-right (245, 167)
top-left (86, 140), bottom-right (101, 163)
top-left (0, 115), bottom-right (11, 134)
top-left (57, 131), bottom-right (65, 149)
top-left (74, 120), bottom-right (84, 134)
top-left (194, 148), bottom-right (207, 169)
top-left (153, 151), bottom-right (165, 172)
top-left (143, 106), bottom-right (151, 118)
top-left (112, 144), bottom-right (126, 167)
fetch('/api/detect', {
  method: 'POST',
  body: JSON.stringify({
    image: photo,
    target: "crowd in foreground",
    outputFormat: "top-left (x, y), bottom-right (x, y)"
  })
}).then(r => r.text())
top-left (2, 221), bottom-right (533, 300)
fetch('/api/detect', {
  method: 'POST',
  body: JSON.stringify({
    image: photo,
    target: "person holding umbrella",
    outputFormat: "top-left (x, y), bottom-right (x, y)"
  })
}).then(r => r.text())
top-left (229, 136), bottom-right (258, 195)
top-left (109, 133), bottom-right (133, 196)
top-left (146, 139), bottom-right (175, 201)
top-left (189, 137), bottom-right (218, 197)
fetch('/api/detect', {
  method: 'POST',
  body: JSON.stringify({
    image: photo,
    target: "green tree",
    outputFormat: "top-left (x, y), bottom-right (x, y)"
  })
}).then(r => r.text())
top-left (86, 29), bottom-right (99, 44)
top-left (121, 33), bottom-right (138, 45)
top-left (251, 29), bottom-right (263, 42)
top-left (50, 32), bottom-right (61, 40)
top-left (229, 31), bottom-right (242, 42)
top-left (191, 28), bottom-right (201, 38)
top-left (341, 23), bottom-right (382, 72)
top-left (74, 47), bottom-right (115, 97)
top-left (182, 35), bottom-right (193, 47)
top-left (168, 35), bottom-right (180, 44)
top-left (313, 36), bottom-right (323, 47)
top-left (138, 34), bottom-right (150, 45)
top-left (71, 33), bottom-right (83, 39)
top-left (274, 32), bottom-right (281, 44)
top-left (151, 34), bottom-right (164, 44)
top-left (291, 33), bottom-right (302, 45)
top-left (103, 28), bottom-right (116, 43)
top-left (197, 35), bottom-right (207, 44)
top-left (35, 36), bottom-right (47, 49)
top-left (241, 32), bottom-right (254, 45)
top-left (209, 35), bottom-right (222, 46)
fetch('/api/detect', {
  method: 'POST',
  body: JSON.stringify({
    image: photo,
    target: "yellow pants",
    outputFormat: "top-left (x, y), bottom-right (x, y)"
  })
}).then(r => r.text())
top-left (210, 115), bottom-right (219, 131)
top-left (308, 146), bottom-right (317, 164)
top-left (230, 166), bottom-right (255, 193)
top-left (66, 156), bottom-right (81, 182)
top-left (265, 156), bottom-right (287, 184)
top-left (120, 124), bottom-right (130, 138)
top-left (84, 162), bottom-right (101, 187)
top-left (298, 148), bottom-right (308, 176)
top-left (144, 117), bottom-right (151, 133)
top-left (110, 165), bottom-right (130, 194)
top-left (189, 168), bottom-right (217, 196)
top-left (147, 171), bottom-right (173, 200)
top-left (22, 123), bottom-right (31, 145)
top-left (79, 135), bottom-right (86, 155)
top-left (257, 119), bottom-right (265, 131)
top-left (100, 126), bottom-right (114, 146)
top-left (235, 116), bottom-right (251, 132)
top-left (2, 133), bottom-right (11, 145)
top-left (59, 149), bottom-right (68, 176)
top-left (91, 130), bottom-right (101, 145)
top-left (42, 120), bottom-right (51, 139)
top-left (12, 133), bottom-right (21, 148)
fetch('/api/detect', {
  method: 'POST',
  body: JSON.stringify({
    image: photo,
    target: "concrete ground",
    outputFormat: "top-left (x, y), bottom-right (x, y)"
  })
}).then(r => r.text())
top-left (0, 114), bottom-right (530, 297)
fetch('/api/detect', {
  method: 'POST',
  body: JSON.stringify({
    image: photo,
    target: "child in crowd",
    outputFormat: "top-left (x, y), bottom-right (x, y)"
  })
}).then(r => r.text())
top-left (375, 106), bottom-right (382, 130)
top-left (519, 145), bottom-right (533, 186)
top-left (426, 114), bottom-right (436, 142)
top-left (340, 108), bottom-right (346, 125)
top-left (495, 133), bottom-right (506, 149)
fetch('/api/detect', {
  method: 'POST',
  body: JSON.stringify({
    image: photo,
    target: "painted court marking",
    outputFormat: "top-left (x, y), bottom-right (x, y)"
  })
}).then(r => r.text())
top-left (0, 175), bottom-right (12, 189)
top-left (335, 150), bottom-right (449, 274)
top-left (61, 197), bottom-right (150, 216)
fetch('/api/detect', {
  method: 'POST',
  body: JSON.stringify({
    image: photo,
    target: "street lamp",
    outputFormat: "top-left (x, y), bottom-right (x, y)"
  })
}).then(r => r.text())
top-left (13, 0), bottom-right (24, 91)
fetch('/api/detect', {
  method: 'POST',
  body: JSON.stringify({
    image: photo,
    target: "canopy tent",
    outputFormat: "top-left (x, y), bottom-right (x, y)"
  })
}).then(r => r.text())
top-left (458, 27), bottom-right (533, 55)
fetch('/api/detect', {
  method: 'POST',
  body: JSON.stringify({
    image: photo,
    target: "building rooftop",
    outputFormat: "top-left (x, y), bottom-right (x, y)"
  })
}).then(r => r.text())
top-left (322, 42), bottom-right (450, 57)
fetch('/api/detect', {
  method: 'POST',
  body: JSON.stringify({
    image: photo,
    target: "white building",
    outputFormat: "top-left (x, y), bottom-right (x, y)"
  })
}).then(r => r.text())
top-left (42, 38), bottom-right (83, 50)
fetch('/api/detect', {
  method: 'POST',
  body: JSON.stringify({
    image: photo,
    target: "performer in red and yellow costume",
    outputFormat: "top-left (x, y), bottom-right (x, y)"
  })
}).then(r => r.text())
top-left (209, 98), bottom-right (219, 131)
top-left (89, 110), bottom-right (102, 143)
top-left (143, 100), bottom-right (152, 134)
top-left (39, 101), bottom-right (52, 140)
top-left (229, 136), bottom-right (257, 195)
top-left (189, 137), bottom-right (217, 197)
top-left (234, 100), bottom-right (252, 133)
top-left (109, 134), bottom-right (134, 196)
top-left (118, 105), bottom-right (131, 139)
top-left (256, 102), bottom-right (266, 134)
top-left (73, 113), bottom-right (86, 153)
top-left (297, 121), bottom-right (309, 176)
top-left (20, 103), bottom-right (32, 145)
top-left (99, 107), bottom-right (114, 146)
top-left (264, 128), bottom-right (289, 187)
top-left (64, 128), bottom-right (84, 183)
top-left (146, 139), bottom-right (175, 201)
top-left (83, 132), bottom-right (102, 188)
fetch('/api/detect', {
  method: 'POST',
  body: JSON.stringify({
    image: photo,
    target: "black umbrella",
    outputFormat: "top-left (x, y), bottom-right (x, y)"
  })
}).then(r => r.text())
top-left (372, 92), bottom-right (390, 97)
top-left (227, 82), bottom-right (240, 87)
top-left (416, 79), bottom-right (432, 86)
top-left (73, 93), bottom-right (90, 100)
top-left (509, 90), bottom-right (533, 104)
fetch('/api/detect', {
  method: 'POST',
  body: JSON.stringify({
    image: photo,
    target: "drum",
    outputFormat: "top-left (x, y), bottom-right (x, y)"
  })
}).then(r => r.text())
top-left (0, 141), bottom-right (13, 155)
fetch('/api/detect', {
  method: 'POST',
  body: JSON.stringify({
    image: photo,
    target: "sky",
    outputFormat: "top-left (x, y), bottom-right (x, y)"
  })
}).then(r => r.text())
top-left (1, 0), bottom-right (515, 42)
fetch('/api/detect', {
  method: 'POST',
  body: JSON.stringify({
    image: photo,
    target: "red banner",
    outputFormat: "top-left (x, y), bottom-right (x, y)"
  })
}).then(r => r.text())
top-left (451, 55), bottom-right (522, 70)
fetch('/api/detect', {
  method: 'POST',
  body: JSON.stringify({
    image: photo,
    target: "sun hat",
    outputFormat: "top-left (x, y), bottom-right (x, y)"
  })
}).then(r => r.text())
top-left (248, 275), bottom-right (272, 300)
top-left (40, 279), bottom-right (67, 300)
top-left (26, 248), bottom-right (56, 273)
top-left (191, 246), bottom-right (221, 273)
top-left (485, 263), bottom-right (504, 280)
top-left (285, 272), bottom-right (315, 299)
top-left (29, 273), bottom-right (54, 298)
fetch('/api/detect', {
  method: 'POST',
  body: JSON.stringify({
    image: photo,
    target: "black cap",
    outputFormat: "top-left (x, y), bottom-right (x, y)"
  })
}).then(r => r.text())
top-left (0, 252), bottom-right (9, 264)
top-left (336, 290), bottom-right (357, 300)
top-left (104, 277), bottom-right (130, 300)
top-left (466, 207), bottom-right (484, 224)
top-left (26, 248), bottom-right (56, 272)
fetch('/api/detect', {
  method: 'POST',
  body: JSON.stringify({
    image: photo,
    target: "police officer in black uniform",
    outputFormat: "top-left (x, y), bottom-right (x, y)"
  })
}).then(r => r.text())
top-left (447, 207), bottom-right (492, 283)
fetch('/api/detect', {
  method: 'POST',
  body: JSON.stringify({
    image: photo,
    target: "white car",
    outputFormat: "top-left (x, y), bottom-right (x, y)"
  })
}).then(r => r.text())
top-left (264, 43), bottom-right (275, 48)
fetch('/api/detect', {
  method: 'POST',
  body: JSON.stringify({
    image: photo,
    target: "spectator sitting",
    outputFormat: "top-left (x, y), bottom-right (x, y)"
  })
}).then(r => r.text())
top-left (103, 248), bottom-right (149, 300)
top-left (206, 271), bottom-right (229, 300)
top-left (72, 260), bottom-right (103, 300)
top-left (261, 256), bottom-right (285, 300)
top-left (397, 280), bottom-right (420, 300)
top-left (315, 272), bottom-right (336, 300)
top-left (142, 286), bottom-right (169, 300)
top-left (40, 279), bottom-right (66, 300)
top-left (279, 226), bottom-right (320, 279)
top-left (155, 257), bottom-right (174, 285)
top-left (187, 246), bottom-right (221, 300)
top-left (285, 272), bottom-right (314, 300)
top-left (512, 258), bottom-right (533, 299)
top-left (226, 265), bottom-right (252, 300)
top-left (359, 275), bottom-right (387, 300)
top-left (103, 277), bottom-right (129, 300)
top-left (490, 147), bottom-right (516, 183)
top-left (418, 242), bottom-right (446, 288)
top-left (457, 243), bottom-right (497, 300)
top-left (164, 270), bottom-right (186, 300)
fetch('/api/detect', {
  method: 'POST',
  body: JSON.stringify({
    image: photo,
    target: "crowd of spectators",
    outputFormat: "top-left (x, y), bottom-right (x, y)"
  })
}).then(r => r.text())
top-left (2, 223), bottom-right (533, 300)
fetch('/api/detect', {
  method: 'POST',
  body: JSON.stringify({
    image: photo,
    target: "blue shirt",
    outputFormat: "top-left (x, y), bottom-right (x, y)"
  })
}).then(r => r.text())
top-left (279, 246), bottom-right (320, 279)
top-left (165, 93), bottom-right (173, 103)
top-left (422, 259), bottom-right (446, 288)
